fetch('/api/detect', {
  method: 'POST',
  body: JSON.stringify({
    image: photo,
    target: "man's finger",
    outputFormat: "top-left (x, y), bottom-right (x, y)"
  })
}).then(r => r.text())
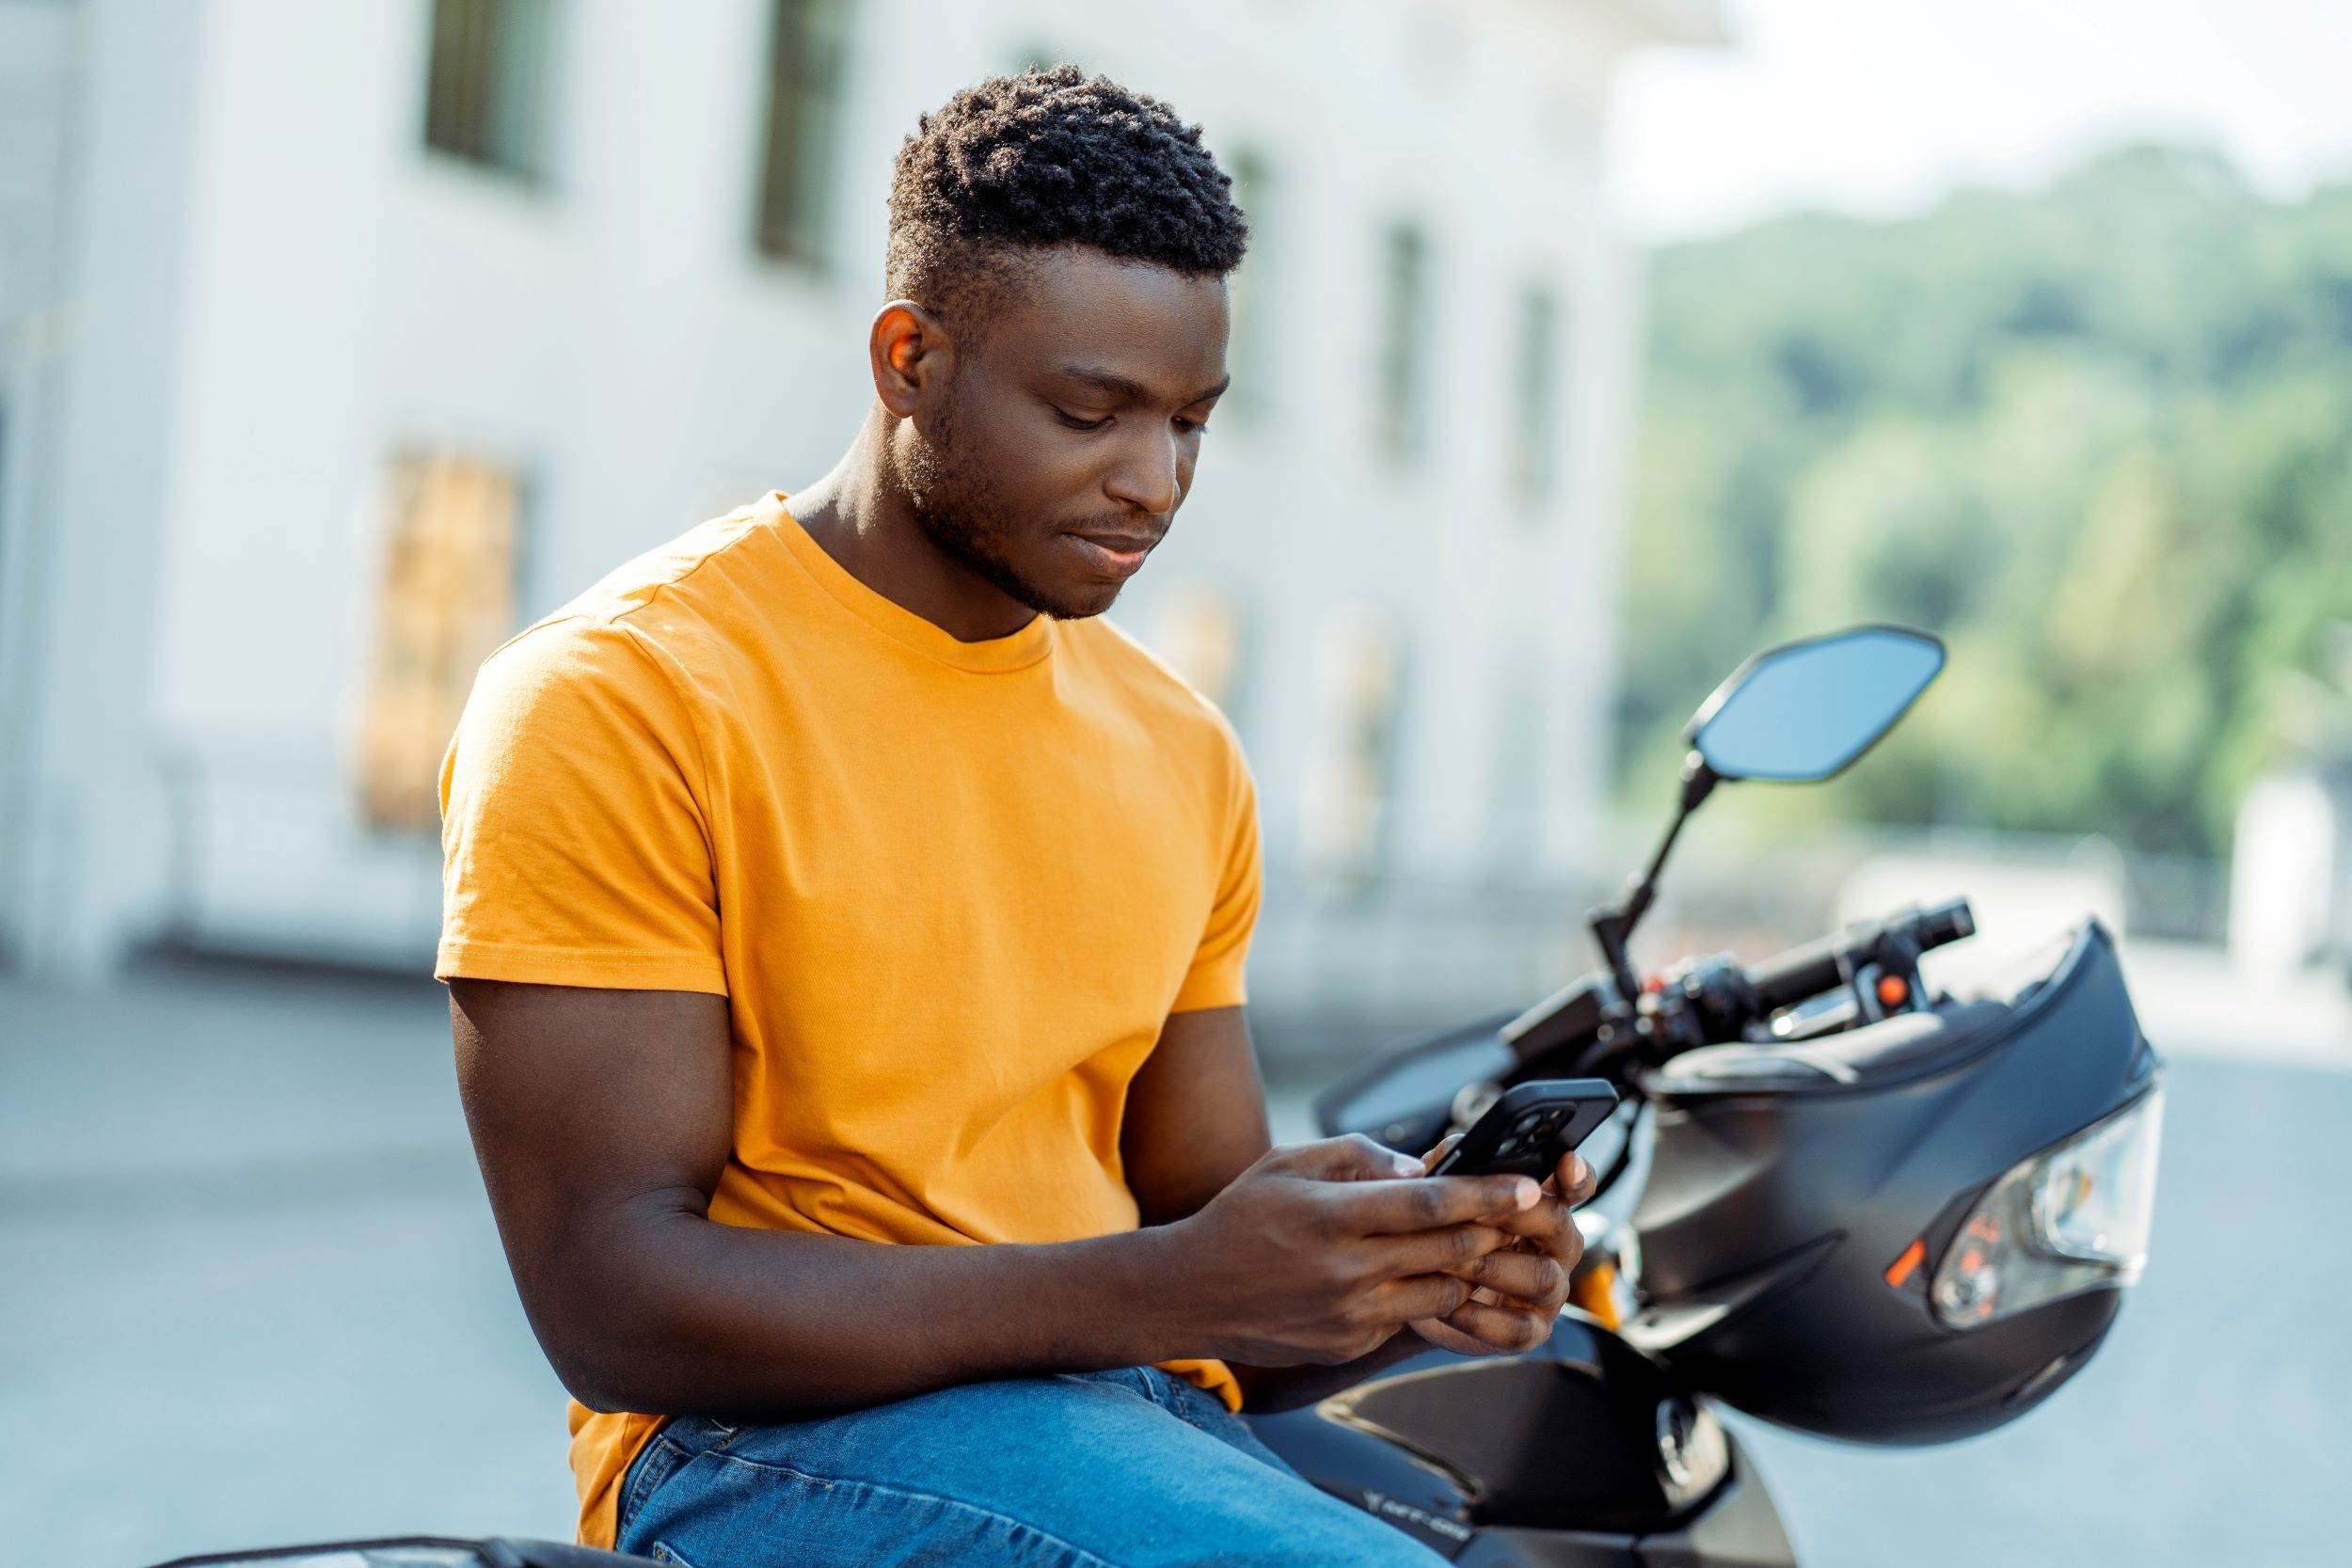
top-left (1433, 1296), bottom-right (1554, 1355)
top-left (1372, 1272), bottom-right (1480, 1323)
top-left (1493, 1190), bottom-right (1581, 1246)
top-left (1275, 1133), bottom-right (1422, 1182)
top-left (1336, 1173), bottom-right (1544, 1235)
top-left (1490, 1208), bottom-right (1586, 1275)
top-left (1550, 1150), bottom-right (1598, 1207)
top-left (1369, 1221), bottom-right (1518, 1277)
top-left (1416, 1132), bottom-right (1464, 1175)
top-left (1407, 1314), bottom-right (1496, 1358)
top-left (1444, 1247), bottom-right (1568, 1308)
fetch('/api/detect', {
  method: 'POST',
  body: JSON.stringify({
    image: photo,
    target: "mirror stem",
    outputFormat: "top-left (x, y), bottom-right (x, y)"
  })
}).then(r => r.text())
top-left (1628, 755), bottom-right (1718, 928)
top-left (1592, 754), bottom-right (1718, 1008)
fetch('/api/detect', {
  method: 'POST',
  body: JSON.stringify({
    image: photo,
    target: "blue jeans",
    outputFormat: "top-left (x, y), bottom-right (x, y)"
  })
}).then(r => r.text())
top-left (612, 1365), bottom-right (1453, 1567)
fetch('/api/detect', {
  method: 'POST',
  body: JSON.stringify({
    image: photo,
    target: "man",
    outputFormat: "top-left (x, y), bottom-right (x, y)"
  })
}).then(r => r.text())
top-left (438, 67), bottom-right (1596, 1567)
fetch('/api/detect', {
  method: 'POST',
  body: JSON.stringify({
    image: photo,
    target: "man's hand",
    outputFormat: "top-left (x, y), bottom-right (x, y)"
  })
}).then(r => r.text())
top-left (1160, 1135), bottom-right (1547, 1368)
top-left (1405, 1132), bottom-right (1600, 1357)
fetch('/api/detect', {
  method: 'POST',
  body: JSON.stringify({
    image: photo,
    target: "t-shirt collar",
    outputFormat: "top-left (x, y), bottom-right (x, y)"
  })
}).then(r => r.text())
top-left (760, 490), bottom-right (1056, 674)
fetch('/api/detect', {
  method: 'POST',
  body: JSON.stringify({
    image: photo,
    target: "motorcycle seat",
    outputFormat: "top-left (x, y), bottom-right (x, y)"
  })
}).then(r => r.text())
top-left (1653, 999), bottom-right (2015, 1094)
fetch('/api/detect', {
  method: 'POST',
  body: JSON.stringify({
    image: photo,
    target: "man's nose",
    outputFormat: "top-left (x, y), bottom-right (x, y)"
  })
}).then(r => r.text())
top-left (1104, 428), bottom-right (1182, 515)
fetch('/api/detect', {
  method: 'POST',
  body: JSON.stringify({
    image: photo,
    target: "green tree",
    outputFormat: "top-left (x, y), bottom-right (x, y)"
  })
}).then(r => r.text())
top-left (1621, 146), bottom-right (2352, 856)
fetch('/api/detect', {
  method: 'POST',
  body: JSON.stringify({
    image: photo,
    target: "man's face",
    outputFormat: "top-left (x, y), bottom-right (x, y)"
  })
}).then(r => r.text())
top-left (894, 246), bottom-right (1232, 622)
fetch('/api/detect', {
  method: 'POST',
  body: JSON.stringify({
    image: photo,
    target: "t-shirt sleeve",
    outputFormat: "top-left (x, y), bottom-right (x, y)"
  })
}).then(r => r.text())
top-left (435, 617), bottom-right (727, 996)
top-left (1169, 733), bottom-right (1263, 1014)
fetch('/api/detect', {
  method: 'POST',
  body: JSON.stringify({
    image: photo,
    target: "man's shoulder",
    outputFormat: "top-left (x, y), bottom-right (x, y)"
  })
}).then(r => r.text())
top-left (1072, 614), bottom-right (1247, 763)
top-left (478, 501), bottom-right (785, 691)
top-left (547, 501), bottom-right (777, 636)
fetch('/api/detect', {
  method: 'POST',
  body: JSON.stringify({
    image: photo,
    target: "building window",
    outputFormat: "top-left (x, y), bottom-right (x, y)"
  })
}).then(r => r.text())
top-left (755, 0), bottom-right (852, 267)
top-left (356, 451), bottom-right (523, 833)
top-left (421, 0), bottom-right (557, 182)
top-left (1513, 283), bottom-right (1564, 505)
top-left (1301, 606), bottom-right (1404, 881)
top-left (1373, 221), bottom-right (1428, 461)
top-left (1223, 148), bottom-right (1270, 421)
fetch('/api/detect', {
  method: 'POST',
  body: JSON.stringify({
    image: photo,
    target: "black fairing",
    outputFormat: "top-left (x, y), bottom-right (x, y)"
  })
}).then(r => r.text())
top-left (1626, 920), bottom-right (2157, 1443)
top-left (1242, 1316), bottom-right (1793, 1564)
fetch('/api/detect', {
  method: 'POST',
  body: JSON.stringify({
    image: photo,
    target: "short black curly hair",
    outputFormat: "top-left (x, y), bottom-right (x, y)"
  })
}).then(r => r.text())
top-left (886, 66), bottom-right (1248, 332)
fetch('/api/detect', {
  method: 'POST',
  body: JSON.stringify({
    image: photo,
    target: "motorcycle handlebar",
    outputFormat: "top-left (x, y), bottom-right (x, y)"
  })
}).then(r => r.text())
top-left (1745, 897), bottom-right (1976, 1012)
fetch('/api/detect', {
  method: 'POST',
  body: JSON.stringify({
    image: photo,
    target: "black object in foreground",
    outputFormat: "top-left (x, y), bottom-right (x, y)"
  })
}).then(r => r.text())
top-left (150, 1537), bottom-right (654, 1567)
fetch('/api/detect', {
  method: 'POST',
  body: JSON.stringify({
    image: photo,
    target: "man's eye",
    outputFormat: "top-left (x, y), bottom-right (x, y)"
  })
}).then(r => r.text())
top-left (1176, 417), bottom-right (1212, 435)
top-left (1054, 408), bottom-right (1112, 431)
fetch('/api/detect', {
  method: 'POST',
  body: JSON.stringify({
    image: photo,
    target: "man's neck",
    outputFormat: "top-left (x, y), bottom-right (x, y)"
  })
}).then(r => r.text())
top-left (787, 409), bottom-right (1039, 644)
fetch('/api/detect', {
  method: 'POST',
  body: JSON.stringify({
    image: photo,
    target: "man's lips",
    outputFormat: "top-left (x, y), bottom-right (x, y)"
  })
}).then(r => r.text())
top-left (1063, 531), bottom-right (1160, 578)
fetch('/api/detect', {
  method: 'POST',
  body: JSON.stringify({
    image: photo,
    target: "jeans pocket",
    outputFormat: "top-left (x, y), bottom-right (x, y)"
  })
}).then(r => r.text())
top-left (1116, 1367), bottom-right (1166, 1403)
top-left (1127, 1366), bottom-right (1216, 1433)
top-left (667, 1413), bottom-right (747, 1452)
top-left (1164, 1373), bottom-right (1228, 1434)
top-left (619, 1437), bottom-right (689, 1540)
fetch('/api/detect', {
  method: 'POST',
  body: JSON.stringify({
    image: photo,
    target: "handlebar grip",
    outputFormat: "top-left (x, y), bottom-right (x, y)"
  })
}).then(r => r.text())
top-left (1745, 934), bottom-right (1851, 1012)
top-left (1915, 895), bottom-right (1977, 950)
top-left (1744, 897), bottom-right (1976, 1012)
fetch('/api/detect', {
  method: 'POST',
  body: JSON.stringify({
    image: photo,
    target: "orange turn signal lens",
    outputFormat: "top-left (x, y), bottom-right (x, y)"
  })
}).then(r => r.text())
top-left (1571, 1259), bottom-right (1624, 1329)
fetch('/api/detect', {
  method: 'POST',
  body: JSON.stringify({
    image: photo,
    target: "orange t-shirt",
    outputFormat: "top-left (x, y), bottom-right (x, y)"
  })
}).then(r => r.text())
top-left (436, 490), bottom-right (1260, 1548)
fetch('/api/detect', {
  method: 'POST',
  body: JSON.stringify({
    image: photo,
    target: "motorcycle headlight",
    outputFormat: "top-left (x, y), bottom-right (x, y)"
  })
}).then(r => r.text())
top-left (1931, 1085), bottom-right (2163, 1329)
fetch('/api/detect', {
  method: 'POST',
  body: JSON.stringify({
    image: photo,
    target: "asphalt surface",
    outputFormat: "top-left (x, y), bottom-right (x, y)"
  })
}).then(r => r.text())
top-left (3, 955), bottom-right (2345, 1568)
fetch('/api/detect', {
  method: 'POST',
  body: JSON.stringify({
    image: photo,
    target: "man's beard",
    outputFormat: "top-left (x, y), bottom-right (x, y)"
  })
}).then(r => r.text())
top-left (898, 396), bottom-right (1105, 623)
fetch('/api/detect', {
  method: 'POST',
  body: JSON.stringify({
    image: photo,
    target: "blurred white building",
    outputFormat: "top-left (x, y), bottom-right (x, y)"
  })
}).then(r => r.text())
top-left (1, 0), bottom-right (1721, 1044)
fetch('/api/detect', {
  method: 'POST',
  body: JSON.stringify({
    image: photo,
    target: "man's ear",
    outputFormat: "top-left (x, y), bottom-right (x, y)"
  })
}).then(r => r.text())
top-left (871, 300), bottom-right (951, 419)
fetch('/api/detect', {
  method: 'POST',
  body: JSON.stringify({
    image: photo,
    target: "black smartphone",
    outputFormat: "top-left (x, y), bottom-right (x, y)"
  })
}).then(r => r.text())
top-left (1424, 1079), bottom-right (1620, 1180)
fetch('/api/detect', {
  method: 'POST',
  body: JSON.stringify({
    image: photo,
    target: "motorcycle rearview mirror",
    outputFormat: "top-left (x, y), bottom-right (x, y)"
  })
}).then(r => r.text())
top-left (1687, 624), bottom-right (1947, 784)
top-left (1550, 625), bottom-right (1945, 1059)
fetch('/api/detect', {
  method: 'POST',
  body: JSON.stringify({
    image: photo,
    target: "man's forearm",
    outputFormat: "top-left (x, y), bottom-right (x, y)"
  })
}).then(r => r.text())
top-left (555, 1200), bottom-right (1198, 1419)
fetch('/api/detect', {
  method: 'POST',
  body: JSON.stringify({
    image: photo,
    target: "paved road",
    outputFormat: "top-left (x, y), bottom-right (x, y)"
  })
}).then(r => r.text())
top-left (3, 956), bottom-right (2345, 1567)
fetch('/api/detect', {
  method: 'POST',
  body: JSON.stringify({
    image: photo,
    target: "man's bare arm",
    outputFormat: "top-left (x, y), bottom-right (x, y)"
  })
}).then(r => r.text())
top-left (1120, 1006), bottom-right (1277, 1228)
top-left (450, 979), bottom-right (1537, 1421)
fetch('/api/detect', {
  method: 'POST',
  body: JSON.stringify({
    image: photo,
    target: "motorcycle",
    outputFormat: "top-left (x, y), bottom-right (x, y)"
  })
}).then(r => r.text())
top-left (149, 625), bottom-right (2164, 1568)
top-left (1238, 623), bottom-right (2165, 1565)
